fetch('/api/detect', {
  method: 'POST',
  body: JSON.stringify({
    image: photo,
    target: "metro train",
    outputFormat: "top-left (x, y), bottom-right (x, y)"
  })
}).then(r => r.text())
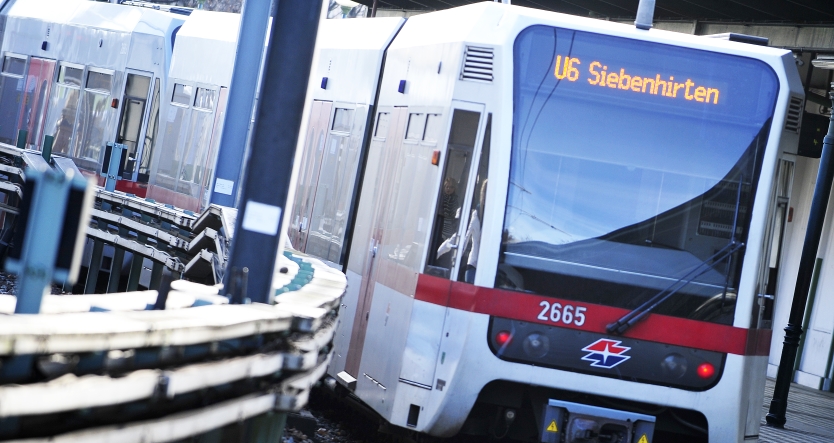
top-left (0, 0), bottom-right (242, 213)
top-left (0, 0), bottom-right (805, 441)
top-left (287, 3), bottom-right (805, 443)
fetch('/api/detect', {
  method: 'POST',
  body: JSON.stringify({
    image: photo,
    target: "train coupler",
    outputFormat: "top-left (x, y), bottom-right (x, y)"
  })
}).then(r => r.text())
top-left (540, 399), bottom-right (655, 443)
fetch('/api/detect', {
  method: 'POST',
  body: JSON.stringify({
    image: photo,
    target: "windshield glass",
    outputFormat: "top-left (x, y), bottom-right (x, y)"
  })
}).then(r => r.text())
top-left (499, 26), bottom-right (779, 325)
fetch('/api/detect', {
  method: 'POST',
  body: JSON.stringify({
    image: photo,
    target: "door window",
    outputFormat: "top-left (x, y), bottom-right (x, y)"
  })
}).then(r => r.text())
top-left (138, 78), bottom-right (161, 182)
top-left (425, 109), bottom-right (481, 279)
top-left (458, 114), bottom-right (491, 283)
top-left (117, 73), bottom-right (152, 176)
top-left (45, 63), bottom-right (83, 155)
top-left (73, 69), bottom-right (115, 162)
top-left (20, 58), bottom-right (56, 150)
top-left (0, 55), bottom-right (26, 145)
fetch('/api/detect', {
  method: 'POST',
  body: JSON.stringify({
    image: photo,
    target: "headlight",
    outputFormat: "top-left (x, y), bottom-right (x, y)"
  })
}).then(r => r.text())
top-left (523, 332), bottom-right (550, 358)
top-left (660, 353), bottom-right (688, 379)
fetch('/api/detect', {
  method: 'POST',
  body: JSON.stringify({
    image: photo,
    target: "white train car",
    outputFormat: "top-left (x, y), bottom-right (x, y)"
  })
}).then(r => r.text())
top-left (288, 17), bottom-right (404, 268)
top-left (289, 3), bottom-right (804, 442)
top-left (0, 0), bottom-right (185, 180)
top-left (144, 10), bottom-right (239, 212)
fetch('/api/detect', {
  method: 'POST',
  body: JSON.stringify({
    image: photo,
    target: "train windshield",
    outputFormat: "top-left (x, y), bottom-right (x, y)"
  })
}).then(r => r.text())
top-left (500, 26), bottom-right (779, 325)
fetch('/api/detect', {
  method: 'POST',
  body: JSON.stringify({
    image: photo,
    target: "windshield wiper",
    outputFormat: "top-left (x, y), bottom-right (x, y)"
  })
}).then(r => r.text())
top-left (606, 240), bottom-right (745, 335)
top-left (607, 176), bottom-right (747, 335)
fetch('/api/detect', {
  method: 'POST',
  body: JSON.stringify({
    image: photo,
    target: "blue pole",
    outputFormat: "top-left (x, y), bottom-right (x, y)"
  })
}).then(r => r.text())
top-left (223, 0), bottom-right (323, 304)
top-left (209, 0), bottom-right (272, 208)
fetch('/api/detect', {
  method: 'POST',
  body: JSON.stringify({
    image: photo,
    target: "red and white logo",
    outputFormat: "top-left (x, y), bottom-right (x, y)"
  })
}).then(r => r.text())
top-left (581, 339), bottom-right (631, 369)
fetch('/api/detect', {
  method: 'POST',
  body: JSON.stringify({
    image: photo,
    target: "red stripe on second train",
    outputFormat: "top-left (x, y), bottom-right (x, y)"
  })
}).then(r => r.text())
top-left (415, 274), bottom-right (771, 356)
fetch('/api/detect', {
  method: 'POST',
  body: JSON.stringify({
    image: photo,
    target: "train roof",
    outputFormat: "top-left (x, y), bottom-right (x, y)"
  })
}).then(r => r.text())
top-left (318, 16), bottom-right (404, 51)
top-left (169, 10), bottom-right (241, 87)
top-left (7, 0), bottom-right (185, 36)
top-left (392, 2), bottom-right (793, 63)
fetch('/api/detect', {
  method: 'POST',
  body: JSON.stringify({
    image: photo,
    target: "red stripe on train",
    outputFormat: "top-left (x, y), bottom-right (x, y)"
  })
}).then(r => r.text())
top-left (415, 273), bottom-right (771, 356)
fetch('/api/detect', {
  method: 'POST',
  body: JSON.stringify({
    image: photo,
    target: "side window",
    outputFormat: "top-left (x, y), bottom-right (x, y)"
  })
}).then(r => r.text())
top-left (138, 78), bottom-right (161, 181)
top-left (458, 114), bottom-right (491, 283)
top-left (0, 55), bottom-right (27, 145)
top-left (193, 87), bottom-right (215, 110)
top-left (424, 109), bottom-right (481, 279)
top-left (45, 63), bottom-right (83, 156)
top-left (117, 73), bottom-right (152, 176)
top-left (172, 83), bottom-right (192, 105)
top-left (74, 69), bottom-right (115, 161)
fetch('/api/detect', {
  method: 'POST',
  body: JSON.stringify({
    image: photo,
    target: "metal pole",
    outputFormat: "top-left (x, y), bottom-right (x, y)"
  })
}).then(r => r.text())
top-left (371, 0), bottom-right (378, 17)
top-left (223, 0), bottom-right (324, 304)
top-left (634, 0), bottom-right (655, 30)
top-left (767, 90), bottom-right (834, 427)
top-left (209, 0), bottom-right (273, 208)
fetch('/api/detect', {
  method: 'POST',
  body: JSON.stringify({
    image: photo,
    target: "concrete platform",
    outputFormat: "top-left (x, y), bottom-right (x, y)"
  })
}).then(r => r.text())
top-left (759, 378), bottom-right (834, 442)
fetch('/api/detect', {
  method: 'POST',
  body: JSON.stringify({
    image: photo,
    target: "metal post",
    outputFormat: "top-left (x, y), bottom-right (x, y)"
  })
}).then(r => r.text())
top-left (149, 262), bottom-right (164, 290)
top-left (209, 0), bottom-right (273, 208)
top-left (107, 247), bottom-right (125, 293)
top-left (84, 241), bottom-right (104, 294)
top-left (15, 130), bottom-right (27, 150)
top-left (371, 0), bottom-right (378, 17)
top-left (42, 135), bottom-right (54, 163)
top-left (767, 91), bottom-right (834, 427)
top-left (8, 170), bottom-right (73, 313)
top-left (223, 0), bottom-right (324, 304)
top-left (102, 143), bottom-right (126, 192)
top-left (634, 0), bottom-right (655, 30)
top-left (126, 254), bottom-right (144, 291)
top-left (247, 412), bottom-right (287, 443)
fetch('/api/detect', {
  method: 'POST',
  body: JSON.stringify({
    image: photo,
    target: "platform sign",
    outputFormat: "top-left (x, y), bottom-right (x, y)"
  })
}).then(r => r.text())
top-left (6, 169), bottom-right (94, 313)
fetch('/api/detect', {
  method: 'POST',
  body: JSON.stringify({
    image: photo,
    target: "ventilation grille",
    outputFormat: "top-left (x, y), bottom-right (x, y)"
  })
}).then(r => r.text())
top-left (784, 95), bottom-right (804, 133)
top-left (460, 46), bottom-right (494, 82)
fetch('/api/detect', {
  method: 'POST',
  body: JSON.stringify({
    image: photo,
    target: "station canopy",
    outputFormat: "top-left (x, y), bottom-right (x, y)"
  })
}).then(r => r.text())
top-left (358, 0), bottom-right (834, 23)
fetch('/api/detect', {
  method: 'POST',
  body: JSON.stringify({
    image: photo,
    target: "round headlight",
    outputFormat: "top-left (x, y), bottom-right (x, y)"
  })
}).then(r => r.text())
top-left (523, 333), bottom-right (550, 358)
top-left (660, 353), bottom-right (688, 379)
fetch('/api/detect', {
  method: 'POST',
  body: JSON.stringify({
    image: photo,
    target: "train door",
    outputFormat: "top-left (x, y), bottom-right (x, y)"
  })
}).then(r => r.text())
top-left (289, 100), bottom-right (333, 250)
top-left (425, 104), bottom-right (486, 281)
top-left (344, 107), bottom-right (409, 378)
top-left (199, 87), bottom-right (229, 210)
top-left (20, 58), bottom-right (56, 150)
top-left (0, 53), bottom-right (27, 146)
top-left (116, 70), bottom-right (153, 181)
top-left (756, 159), bottom-right (794, 329)
top-left (397, 103), bottom-right (488, 391)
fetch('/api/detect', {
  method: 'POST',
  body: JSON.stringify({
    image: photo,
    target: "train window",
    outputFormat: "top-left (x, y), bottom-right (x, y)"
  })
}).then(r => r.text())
top-left (425, 109), bottom-right (481, 279)
top-left (498, 25), bottom-right (779, 324)
top-left (58, 65), bottom-right (83, 87)
top-left (139, 78), bottom-right (161, 181)
top-left (86, 71), bottom-right (112, 92)
top-left (20, 58), bottom-right (57, 149)
top-left (332, 108), bottom-right (353, 132)
top-left (45, 66), bottom-right (83, 155)
top-left (405, 113), bottom-right (426, 140)
top-left (75, 86), bottom-right (114, 162)
top-left (172, 83), bottom-right (192, 105)
top-left (193, 87), bottom-right (215, 110)
top-left (458, 114), bottom-right (490, 284)
top-left (374, 112), bottom-right (390, 138)
top-left (1, 56), bottom-right (25, 76)
top-left (125, 74), bottom-right (151, 98)
top-left (117, 73), bottom-right (152, 176)
top-left (423, 114), bottom-right (443, 143)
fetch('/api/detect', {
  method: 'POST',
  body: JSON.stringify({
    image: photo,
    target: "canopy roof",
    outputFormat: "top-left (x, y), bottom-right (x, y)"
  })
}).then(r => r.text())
top-left (362, 0), bottom-right (834, 23)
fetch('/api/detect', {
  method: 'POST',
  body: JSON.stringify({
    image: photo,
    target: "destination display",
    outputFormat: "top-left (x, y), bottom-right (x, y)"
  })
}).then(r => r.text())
top-left (553, 55), bottom-right (721, 104)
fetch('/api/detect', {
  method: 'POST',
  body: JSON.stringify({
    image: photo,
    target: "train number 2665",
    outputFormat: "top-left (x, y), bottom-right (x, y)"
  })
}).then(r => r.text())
top-left (537, 301), bottom-right (587, 326)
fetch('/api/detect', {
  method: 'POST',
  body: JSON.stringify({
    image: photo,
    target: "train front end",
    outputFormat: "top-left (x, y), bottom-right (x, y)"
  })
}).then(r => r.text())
top-left (357, 3), bottom-right (804, 443)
